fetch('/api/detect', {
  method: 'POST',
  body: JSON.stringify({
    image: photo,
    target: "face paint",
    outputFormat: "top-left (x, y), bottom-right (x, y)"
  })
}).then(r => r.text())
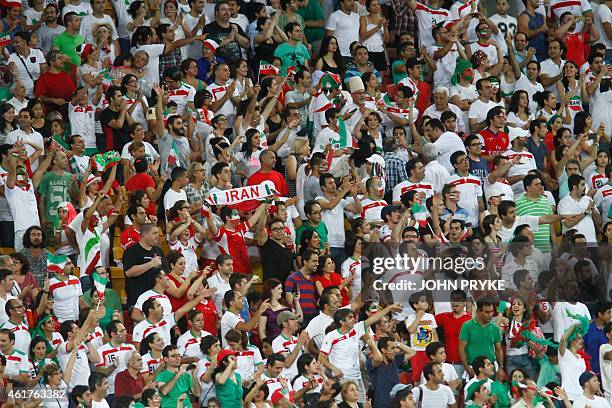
top-left (463, 68), bottom-right (474, 82)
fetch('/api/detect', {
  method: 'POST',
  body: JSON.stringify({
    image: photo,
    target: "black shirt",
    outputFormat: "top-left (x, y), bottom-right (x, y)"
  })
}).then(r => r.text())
top-left (203, 22), bottom-right (246, 63)
top-left (122, 243), bottom-right (167, 307)
top-left (261, 238), bottom-right (293, 282)
top-left (100, 108), bottom-right (131, 152)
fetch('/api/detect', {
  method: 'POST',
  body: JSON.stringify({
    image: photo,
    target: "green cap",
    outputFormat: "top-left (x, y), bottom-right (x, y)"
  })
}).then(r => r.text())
top-left (466, 379), bottom-right (488, 401)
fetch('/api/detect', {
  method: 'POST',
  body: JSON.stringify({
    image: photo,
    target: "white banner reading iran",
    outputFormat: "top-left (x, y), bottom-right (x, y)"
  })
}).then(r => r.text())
top-left (206, 181), bottom-right (279, 207)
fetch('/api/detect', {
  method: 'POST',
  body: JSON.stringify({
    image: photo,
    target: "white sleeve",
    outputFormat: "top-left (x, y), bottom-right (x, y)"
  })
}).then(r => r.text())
top-left (325, 13), bottom-right (337, 31)
top-left (132, 322), bottom-right (145, 342)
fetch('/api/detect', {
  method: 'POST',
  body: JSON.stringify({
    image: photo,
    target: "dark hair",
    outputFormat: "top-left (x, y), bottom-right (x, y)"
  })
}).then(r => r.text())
top-left (425, 341), bottom-right (445, 359)
top-left (128, 0), bottom-right (144, 18)
top-left (472, 355), bottom-right (489, 375)
top-left (405, 158), bottom-right (423, 178)
top-left (422, 361), bottom-right (439, 381)
top-left (88, 372), bottom-right (106, 393)
top-left (317, 36), bottom-right (344, 74)
top-left (139, 332), bottom-right (160, 355)
top-left (23, 226), bottom-right (45, 249)
top-left (522, 173), bottom-right (540, 191)
top-left (0, 104), bottom-right (17, 134)
top-left (498, 200), bottom-right (515, 217)
top-left (10, 252), bottom-right (29, 274)
top-left (509, 90), bottom-right (531, 115)
top-left (567, 174), bottom-right (584, 192)
top-left (573, 111), bottom-right (592, 136)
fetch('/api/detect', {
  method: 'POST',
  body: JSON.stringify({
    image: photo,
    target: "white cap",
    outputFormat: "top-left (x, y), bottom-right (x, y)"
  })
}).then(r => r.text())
top-left (348, 76), bottom-right (365, 93)
top-left (366, 154), bottom-right (385, 168)
top-left (508, 127), bottom-right (529, 143)
top-left (485, 185), bottom-right (506, 201)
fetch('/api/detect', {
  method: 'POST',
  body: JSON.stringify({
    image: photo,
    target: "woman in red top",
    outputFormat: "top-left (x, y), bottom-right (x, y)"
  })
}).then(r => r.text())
top-left (314, 255), bottom-right (351, 306)
top-left (165, 251), bottom-right (206, 312)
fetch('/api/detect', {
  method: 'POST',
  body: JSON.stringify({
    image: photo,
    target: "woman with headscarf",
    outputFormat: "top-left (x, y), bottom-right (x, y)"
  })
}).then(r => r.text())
top-left (53, 201), bottom-right (77, 259)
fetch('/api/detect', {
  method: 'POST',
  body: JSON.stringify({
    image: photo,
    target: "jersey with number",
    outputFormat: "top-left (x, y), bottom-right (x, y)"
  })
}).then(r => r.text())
top-left (95, 342), bottom-right (136, 394)
top-left (141, 351), bottom-right (162, 375)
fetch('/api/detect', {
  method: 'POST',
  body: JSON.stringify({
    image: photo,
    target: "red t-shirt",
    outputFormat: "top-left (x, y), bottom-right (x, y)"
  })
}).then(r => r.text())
top-left (247, 170), bottom-right (289, 197)
top-left (195, 299), bottom-right (218, 335)
top-left (314, 273), bottom-right (349, 306)
top-left (213, 221), bottom-right (252, 274)
top-left (35, 70), bottom-right (77, 114)
top-left (479, 128), bottom-right (509, 169)
top-left (434, 312), bottom-right (472, 363)
top-left (125, 173), bottom-right (157, 216)
top-left (120, 225), bottom-right (141, 250)
top-left (167, 273), bottom-right (189, 311)
top-left (562, 32), bottom-right (590, 67)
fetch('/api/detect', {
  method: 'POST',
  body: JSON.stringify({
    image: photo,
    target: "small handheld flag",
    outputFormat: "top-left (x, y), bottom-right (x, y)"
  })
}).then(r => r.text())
top-left (47, 254), bottom-right (68, 275)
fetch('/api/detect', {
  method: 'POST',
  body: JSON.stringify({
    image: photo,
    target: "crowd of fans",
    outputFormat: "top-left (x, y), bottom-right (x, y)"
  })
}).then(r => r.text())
top-left (0, 0), bottom-right (610, 406)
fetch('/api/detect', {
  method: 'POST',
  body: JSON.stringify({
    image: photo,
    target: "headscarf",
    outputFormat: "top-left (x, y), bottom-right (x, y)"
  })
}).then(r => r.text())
top-left (451, 58), bottom-right (473, 86)
top-left (547, 114), bottom-right (561, 127)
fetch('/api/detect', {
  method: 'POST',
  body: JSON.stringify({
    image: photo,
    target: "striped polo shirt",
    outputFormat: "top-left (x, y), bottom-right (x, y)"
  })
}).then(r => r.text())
top-left (514, 194), bottom-right (554, 252)
top-left (285, 271), bottom-right (317, 317)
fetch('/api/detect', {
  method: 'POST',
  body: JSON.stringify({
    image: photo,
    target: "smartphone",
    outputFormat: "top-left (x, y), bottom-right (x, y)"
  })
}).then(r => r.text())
top-left (186, 363), bottom-right (197, 371)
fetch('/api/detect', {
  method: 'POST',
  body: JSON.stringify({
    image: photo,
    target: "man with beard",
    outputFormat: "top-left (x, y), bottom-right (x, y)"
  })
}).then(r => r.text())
top-left (155, 85), bottom-right (192, 176)
top-left (38, 4), bottom-right (66, 54)
top-left (37, 149), bottom-right (78, 241)
top-left (19, 226), bottom-right (49, 285)
top-left (558, 174), bottom-right (600, 242)
top-left (305, 291), bottom-right (339, 354)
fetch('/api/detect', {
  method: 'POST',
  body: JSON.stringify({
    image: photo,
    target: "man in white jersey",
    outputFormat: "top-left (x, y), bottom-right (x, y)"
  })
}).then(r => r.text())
top-left (0, 299), bottom-right (30, 354)
top-left (272, 311), bottom-right (310, 380)
top-left (319, 304), bottom-right (402, 404)
top-left (132, 290), bottom-right (211, 349)
top-left (94, 320), bottom-right (136, 403)
top-left (132, 269), bottom-right (173, 323)
top-left (393, 158), bottom-right (434, 204)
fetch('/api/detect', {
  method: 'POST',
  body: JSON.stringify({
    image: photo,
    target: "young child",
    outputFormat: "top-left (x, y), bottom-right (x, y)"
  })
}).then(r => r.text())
top-left (405, 291), bottom-right (438, 385)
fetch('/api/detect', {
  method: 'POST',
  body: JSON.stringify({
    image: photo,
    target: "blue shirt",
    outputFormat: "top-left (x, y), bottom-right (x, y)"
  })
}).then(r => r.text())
top-left (468, 157), bottom-right (489, 184)
top-left (584, 321), bottom-right (607, 373)
top-left (366, 352), bottom-right (404, 408)
top-left (521, 10), bottom-right (547, 61)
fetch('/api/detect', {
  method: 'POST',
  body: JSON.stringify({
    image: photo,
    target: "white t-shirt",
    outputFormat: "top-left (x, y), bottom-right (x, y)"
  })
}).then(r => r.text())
top-left (316, 195), bottom-right (348, 248)
top-left (428, 43), bottom-right (461, 88)
top-left (540, 59), bottom-right (566, 98)
top-left (393, 180), bottom-right (434, 203)
top-left (177, 329), bottom-right (211, 358)
top-left (5, 128), bottom-right (44, 171)
top-left (121, 141), bottom-right (160, 163)
top-left (325, 10), bottom-right (361, 57)
top-left (559, 348), bottom-right (587, 401)
top-left (4, 178), bottom-right (39, 233)
top-left (304, 312), bottom-right (334, 349)
top-left (552, 302), bottom-right (591, 342)
top-left (69, 103), bottom-right (97, 149)
top-left (132, 44), bottom-right (165, 96)
top-left (593, 2), bottom-right (612, 49)
top-left (49, 275), bottom-right (82, 322)
top-left (434, 132), bottom-right (467, 173)
top-left (600, 343), bottom-right (612, 397)
top-left (163, 188), bottom-right (187, 214)
top-left (220, 310), bottom-right (243, 348)
top-left (468, 99), bottom-right (503, 128)
top-left (514, 74), bottom-right (545, 114)
top-left (207, 273), bottom-right (231, 316)
top-left (504, 149), bottom-right (537, 196)
top-left (411, 384), bottom-right (456, 408)
top-left (167, 82), bottom-right (196, 115)
top-left (499, 215), bottom-right (539, 242)
top-left (489, 13), bottom-right (517, 37)
top-left (80, 14), bottom-right (118, 43)
top-left (419, 362), bottom-right (458, 385)
top-left (572, 395), bottom-right (611, 408)
top-left (208, 80), bottom-right (240, 125)
top-left (8, 49), bottom-right (46, 97)
top-left (413, 3), bottom-right (450, 48)
top-left (557, 195), bottom-right (597, 242)
top-left (58, 341), bottom-right (90, 388)
top-left (468, 42), bottom-right (499, 66)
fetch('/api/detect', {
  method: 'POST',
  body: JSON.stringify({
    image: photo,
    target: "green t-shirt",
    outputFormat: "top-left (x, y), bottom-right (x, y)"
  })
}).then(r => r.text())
top-left (295, 221), bottom-right (328, 248)
top-left (52, 31), bottom-right (85, 66)
top-left (156, 370), bottom-right (194, 408)
top-left (391, 60), bottom-right (408, 85)
top-left (536, 355), bottom-right (560, 388)
top-left (458, 318), bottom-right (502, 365)
top-left (80, 289), bottom-right (122, 331)
top-left (37, 171), bottom-right (75, 224)
top-left (273, 42), bottom-right (311, 76)
top-left (297, 0), bottom-right (325, 43)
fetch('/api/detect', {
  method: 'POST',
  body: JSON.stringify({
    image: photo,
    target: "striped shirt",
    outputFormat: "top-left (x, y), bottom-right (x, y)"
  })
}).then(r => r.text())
top-left (514, 194), bottom-right (553, 253)
top-left (285, 271), bottom-right (317, 317)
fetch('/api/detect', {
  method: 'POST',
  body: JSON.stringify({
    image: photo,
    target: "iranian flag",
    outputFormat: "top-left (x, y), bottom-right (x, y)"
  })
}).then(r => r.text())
top-left (92, 271), bottom-right (107, 299)
top-left (259, 61), bottom-right (279, 77)
top-left (91, 151), bottom-right (120, 172)
top-left (167, 139), bottom-right (181, 168)
top-left (330, 116), bottom-right (356, 149)
top-left (47, 254), bottom-right (68, 274)
top-left (83, 229), bottom-right (101, 276)
top-left (0, 32), bottom-right (11, 47)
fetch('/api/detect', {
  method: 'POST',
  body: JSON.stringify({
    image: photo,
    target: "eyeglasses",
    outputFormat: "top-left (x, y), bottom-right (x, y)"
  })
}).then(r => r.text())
top-left (469, 143), bottom-right (482, 147)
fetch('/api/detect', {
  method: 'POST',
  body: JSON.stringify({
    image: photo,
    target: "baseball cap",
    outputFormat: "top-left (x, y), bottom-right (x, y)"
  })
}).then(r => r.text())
top-left (366, 154), bottom-right (386, 168)
top-left (276, 310), bottom-right (299, 326)
top-left (485, 186), bottom-right (505, 201)
top-left (216, 349), bottom-right (234, 365)
top-left (579, 371), bottom-right (597, 387)
top-left (390, 383), bottom-right (413, 399)
top-left (508, 127), bottom-right (529, 143)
